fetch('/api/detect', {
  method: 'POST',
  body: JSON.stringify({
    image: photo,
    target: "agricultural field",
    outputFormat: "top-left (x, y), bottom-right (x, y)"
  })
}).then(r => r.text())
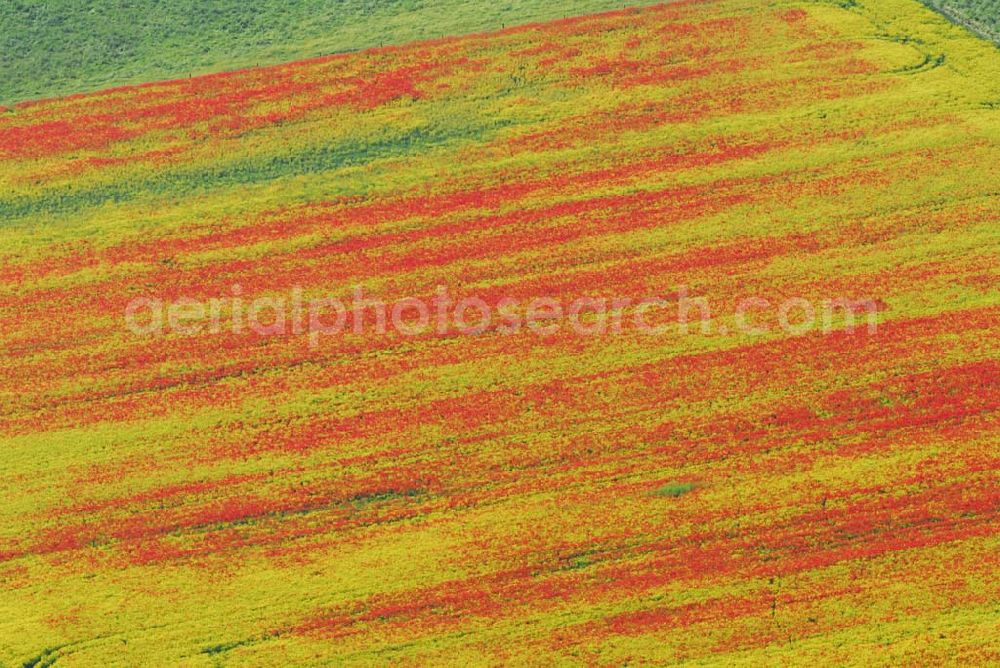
top-left (923, 0), bottom-right (1000, 41)
top-left (1, 0), bottom-right (999, 665)
top-left (0, 0), bottom-right (662, 106)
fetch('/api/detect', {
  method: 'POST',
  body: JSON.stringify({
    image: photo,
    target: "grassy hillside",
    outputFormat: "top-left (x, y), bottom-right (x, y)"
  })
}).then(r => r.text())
top-left (0, 0), bottom-right (667, 106)
top-left (923, 0), bottom-right (1000, 41)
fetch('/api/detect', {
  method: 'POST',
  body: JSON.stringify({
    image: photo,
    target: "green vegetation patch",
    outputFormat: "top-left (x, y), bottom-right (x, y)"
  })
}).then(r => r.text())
top-left (652, 482), bottom-right (698, 498)
top-left (0, 0), bottom-right (663, 105)
top-left (921, 0), bottom-right (1000, 43)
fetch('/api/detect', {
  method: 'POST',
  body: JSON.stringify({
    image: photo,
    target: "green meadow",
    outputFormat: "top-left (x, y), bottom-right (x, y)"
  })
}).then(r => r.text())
top-left (0, 0), bottom-right (660, 106)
